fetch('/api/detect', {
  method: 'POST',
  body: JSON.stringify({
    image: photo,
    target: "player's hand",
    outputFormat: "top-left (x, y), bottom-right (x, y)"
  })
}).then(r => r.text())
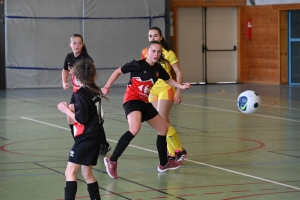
top-left (181, 82), bottom-right (191, 90)
top-left (63, 82), bottom-right (70, 90)
top-left (101, 87), bottom-right (110, 95)
top-left (174, 92), bottom-right (182, 105)
top-left (57, 102), bottom-right (69, 113)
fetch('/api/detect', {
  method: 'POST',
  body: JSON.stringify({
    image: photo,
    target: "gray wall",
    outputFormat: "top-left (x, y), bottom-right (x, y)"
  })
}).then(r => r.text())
top-left (5, 0), bottom-right (165, 89)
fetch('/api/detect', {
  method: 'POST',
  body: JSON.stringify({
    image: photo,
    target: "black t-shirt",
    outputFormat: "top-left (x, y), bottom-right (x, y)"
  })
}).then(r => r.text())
top-left (73, 87), bottom-right (103, 137)
top-left (63, 51), bottom-right (93, 70)
top-left (121, 59), bottom-right (170, 103)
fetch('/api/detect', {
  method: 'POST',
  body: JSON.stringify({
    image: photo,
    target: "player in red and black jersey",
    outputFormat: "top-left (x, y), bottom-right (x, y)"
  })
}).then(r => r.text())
top-left (58, 59), bottom-right (104, 200)
top-left (101, 41), bottom-right (191, 179)
top-left (62, 34), bottom-right (111, 155)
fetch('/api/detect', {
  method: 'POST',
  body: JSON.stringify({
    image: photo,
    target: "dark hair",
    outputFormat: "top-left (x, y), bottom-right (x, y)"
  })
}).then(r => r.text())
top-left (70, 34), bottom-right (88, 54)
top-left (149, 27), bottom-right (171, 51)
top-left (147, 41), bottom-right (170, 66)
top-left (73, 59), bottom-right (103, 97)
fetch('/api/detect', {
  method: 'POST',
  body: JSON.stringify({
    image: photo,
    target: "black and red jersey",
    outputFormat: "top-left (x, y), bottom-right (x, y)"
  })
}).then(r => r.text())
top-left (121, 59), bottom-right (170, 103)
top-left (73, 87), bottom-right (103, 138)
top-left (63, 51), bottom-right (93, 93)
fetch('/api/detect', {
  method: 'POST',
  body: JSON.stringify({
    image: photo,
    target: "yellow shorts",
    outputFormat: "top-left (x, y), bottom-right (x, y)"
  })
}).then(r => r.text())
top-left (148, 86), bottom-right (175, 102)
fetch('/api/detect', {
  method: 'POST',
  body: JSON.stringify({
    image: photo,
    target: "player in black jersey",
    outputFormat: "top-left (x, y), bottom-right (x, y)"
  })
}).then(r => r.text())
top-left (101, 41), bottom-right (191, 179)
top-left (62, 34), bottom-right (111, 155)
top-left (58, 59), bottom-right (105, 200)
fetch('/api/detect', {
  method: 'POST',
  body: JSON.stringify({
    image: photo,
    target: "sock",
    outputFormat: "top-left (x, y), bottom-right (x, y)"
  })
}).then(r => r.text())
top-left (65, 181), bottom-right (77, 200)
top-left (167, 126), bottom-right (182, 156)
top-left (110, 131), bottom-right (134, 162)
top-left (157, 134), bottom-right (168, 166)
top-left (87, 181), bottom-right (101, 200)
top-left (99, 126), bottom-right (109, 146)
top-left (69, 124), bottom-right (75, 140)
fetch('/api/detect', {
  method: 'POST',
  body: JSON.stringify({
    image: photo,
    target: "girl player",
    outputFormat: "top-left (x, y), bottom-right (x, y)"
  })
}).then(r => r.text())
top-left (141, 27), bottom-right (187, 162)
top-left (101, 41), bottom-right (191, 179)
top-left (58, 60), bottom-right (104, 200)
top-left (62, 34), bottom-right (110, 155)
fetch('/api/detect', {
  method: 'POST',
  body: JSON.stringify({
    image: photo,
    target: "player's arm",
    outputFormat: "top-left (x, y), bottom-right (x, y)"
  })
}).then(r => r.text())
top-left (164, 78), bottom-right (190, 90)
top-left (62, 69), bottom-right (70, 90)
top-left (101, 67), bottom-right (123, 95)
top-left (57, 102), bottom-right (75, 120)
top-left (171, 62), bottom-right (183, 104)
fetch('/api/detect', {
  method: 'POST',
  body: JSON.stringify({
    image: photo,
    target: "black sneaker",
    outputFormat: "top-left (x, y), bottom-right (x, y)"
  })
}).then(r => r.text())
top-left (99, 144), bottom-right (111, 155)
top-left (175, 149), bottom-right (187, 162)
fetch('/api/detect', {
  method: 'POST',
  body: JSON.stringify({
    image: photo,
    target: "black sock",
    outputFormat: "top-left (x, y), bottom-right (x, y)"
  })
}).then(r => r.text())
top-left (65, 181), bottom-right (77, 200)
top-left (99, 126), bottom-right (109, 146)
top-left (87, 181), bottom-right (101, 200)
top-left (110, 131), bottom-right (134, 162)
top-left (156, 135), bottom-right (168, 166)
top-left (69, 124), bottom-right (75, 140)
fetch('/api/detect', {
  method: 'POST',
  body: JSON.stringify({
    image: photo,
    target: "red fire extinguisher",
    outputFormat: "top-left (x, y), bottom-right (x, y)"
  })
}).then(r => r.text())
top-left (245, 19), bottom-right (252, 40)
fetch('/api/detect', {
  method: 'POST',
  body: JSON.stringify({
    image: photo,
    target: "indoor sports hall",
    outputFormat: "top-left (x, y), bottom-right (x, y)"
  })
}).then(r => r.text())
top-left (1, 0), bottom-right (300, 200)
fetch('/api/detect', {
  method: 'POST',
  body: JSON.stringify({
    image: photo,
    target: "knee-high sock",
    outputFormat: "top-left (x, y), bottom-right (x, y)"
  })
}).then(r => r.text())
top-left (167, 126), bottom-right (183, 156)
top-left (110, 131), bottom-right (134, 162)
top-left (65, 181), bottom-right (77, 200)
top-left (157, 134), bottom-right (168, 166)
top-left (87, 181), bottom-right (101, 200)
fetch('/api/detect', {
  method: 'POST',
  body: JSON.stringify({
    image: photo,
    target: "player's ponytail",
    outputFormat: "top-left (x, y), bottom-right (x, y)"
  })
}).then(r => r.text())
top-left (73, 59), bottom-right (108, 101)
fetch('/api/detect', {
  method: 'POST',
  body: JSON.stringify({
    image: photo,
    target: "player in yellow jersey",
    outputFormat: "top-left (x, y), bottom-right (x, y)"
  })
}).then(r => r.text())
top-left (141, 27), bottom-right (187, 162)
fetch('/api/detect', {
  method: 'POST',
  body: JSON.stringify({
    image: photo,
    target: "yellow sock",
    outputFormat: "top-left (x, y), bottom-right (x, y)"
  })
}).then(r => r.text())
top-left (167, 126), bottom-right (183, 156)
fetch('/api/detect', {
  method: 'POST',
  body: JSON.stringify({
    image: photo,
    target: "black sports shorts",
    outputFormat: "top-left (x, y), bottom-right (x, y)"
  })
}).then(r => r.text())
top-left (68, 130), bottom-right (101, 166)
top-left (123, 100), bottom-right (158, 122)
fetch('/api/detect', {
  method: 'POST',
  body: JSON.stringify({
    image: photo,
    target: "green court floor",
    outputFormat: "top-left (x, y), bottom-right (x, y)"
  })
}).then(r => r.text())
top-left (0, 83), bottom-right (300, 200)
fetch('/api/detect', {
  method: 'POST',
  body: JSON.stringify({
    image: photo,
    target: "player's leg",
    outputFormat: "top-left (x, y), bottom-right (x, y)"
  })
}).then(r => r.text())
top-left (64, 162), bottom-right (81, 200)
top-left (81, 165), bottom-right (100, 200)
top-left (157, 87), bottom-right (186, 160)
top-left (104, 109), bottom-right (141, 179)
top-left (146, 113), bottom-right (181, 172)
top-left (99, 126), bottom-right (111, 155)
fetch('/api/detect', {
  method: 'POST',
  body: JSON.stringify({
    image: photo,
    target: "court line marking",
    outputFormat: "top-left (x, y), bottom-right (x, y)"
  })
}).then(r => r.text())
top-left (193, 95), bottom-right (300, 111)
top-left (181, 103), bottom-right (300, 123)
top-left (20, 116), bottom-right (300, 191)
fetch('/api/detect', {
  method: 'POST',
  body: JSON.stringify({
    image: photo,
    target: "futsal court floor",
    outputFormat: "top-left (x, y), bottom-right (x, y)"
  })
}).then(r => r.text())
top-left (0, 83), bottom-right (300, 200)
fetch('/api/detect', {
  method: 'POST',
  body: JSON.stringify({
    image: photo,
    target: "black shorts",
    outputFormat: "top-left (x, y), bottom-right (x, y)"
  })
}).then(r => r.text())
top-left (68, 130), bottom-right (101, 166)
top-left (123, 100), bottom-right (158, 122)
top-left (69, 93), bottom-right (75, 105)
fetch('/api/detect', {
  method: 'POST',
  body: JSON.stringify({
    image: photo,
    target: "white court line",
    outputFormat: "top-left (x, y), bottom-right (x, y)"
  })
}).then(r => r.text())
top-left (181, 103), bottom-right (300, 123)
top-left (21, 116), bottom-right (300, 191)
top-left (194, 95), bottom-right (300, 111)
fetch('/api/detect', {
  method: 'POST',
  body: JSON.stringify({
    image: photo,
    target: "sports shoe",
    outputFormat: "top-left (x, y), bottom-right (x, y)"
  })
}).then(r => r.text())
top-left (175, 149), bottom-right (187, 162)
top-left (99, 143), bottom-right (111, 155)
top-left (167, 154), bottom-right (176, 161)
top-left (103, 157), bottom-right (118, 179)
top-left (157, 160), bottom-right (181, 173)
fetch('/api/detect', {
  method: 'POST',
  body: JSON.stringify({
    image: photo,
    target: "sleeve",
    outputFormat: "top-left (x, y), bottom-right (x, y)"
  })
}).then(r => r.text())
top-left (158, 64), bottom-right (171, 81)
top-left (165, 50), bottom-right (178, 65)
top-left (74, 92), bottom-right (89, 124)
top-left (63, 56), bottom-right (69, 70)
top-left (120, 60), bottom-right (138, 74)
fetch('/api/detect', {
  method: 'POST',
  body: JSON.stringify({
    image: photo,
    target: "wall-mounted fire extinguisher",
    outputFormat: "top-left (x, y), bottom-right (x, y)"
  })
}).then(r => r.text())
top-left (245, 19), bottom-right (252, 40)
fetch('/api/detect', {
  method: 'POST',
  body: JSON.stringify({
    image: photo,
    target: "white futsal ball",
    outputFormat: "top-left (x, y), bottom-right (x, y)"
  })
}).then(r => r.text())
top-left (237, 90), bottom-right (261, 114)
